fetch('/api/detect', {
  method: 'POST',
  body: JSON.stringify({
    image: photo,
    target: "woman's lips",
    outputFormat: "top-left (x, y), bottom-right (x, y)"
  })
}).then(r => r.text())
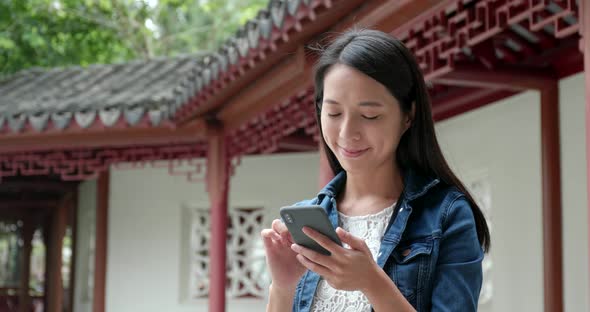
top-left (339, 146), bottom-right (369, 158)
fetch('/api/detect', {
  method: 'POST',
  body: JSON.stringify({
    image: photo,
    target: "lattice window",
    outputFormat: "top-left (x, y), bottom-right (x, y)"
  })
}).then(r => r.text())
top-left (189, 207), bottom-right (269, 299)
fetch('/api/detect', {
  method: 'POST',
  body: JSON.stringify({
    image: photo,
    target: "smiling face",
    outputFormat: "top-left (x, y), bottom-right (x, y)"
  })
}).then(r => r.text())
top-left (320, 63), bottom-right (410, 175)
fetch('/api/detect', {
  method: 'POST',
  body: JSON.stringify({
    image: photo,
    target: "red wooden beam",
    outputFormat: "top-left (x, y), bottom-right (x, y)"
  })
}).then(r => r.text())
top-left (432, 63), bottom-right (556, 91)
top-left (68, 191), bottom-right (78, 312)
top-left (93, 171), bottom-right (109, 312)
top-left (206, 126), bottom-right (230, 312)
top-left (217, 46), bottom-right (309, 131)
top-left (46, 194), bottom-right (69, 312)
top-left (471, 40), bottom-right (499, 70)
top-left (18, 217), bottom-right (34, 312)
top-left (540, 83), bottom-right (564, 312)
top-left (0, 120), bottom-right (206, 154)
top-left (177, 0), bottom-right (368, 124)
top-left (278, 134), bottom-right (318, 152)
top-left (431, 87), bottom-right (516, 121)
top-left (199, 0), bottom-right (450, 131)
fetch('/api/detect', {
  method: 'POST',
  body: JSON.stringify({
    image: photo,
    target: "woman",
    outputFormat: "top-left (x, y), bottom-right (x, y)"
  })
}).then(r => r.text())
top-left (261, 29), bottom-right (490, 312)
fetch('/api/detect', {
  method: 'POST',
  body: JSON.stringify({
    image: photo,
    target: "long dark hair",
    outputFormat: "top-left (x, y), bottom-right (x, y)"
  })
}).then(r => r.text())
top-left (312, 29), bottom-right (490, 253)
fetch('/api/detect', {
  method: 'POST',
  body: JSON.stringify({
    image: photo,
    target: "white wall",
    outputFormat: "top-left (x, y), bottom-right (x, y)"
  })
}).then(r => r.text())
top-left (436, 90), bottom-right (544, 312)
top-left (89, 76), bottom-right (589, 312)
top-left (73, 179), bottom-right (97, 312)
top-left (559, 73), bottom-right (589, 312)
top-left (105, 152), bottom-right (320, 312)
top-left (435, 73), bottom-right (590, 312)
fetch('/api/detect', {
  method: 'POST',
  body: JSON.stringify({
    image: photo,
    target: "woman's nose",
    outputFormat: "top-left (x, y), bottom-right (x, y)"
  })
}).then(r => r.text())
top-left (340, 117), bottom-right (361, 141)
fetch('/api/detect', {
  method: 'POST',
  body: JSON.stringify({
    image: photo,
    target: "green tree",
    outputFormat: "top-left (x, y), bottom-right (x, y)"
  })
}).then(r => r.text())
top-left (0, 0), bottom-right (268, 75)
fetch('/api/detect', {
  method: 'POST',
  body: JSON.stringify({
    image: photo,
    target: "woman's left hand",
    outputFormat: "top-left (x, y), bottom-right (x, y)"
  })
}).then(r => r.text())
top-left (290, 226), bottom-right (380, 292)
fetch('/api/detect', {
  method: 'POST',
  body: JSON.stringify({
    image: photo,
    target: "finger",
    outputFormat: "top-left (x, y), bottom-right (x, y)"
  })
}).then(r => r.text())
top-left (336, 227), bottom-right (370, 253)
top-left (295, 254), bottom-right (331, 277)
top-left (302, 227), bottom-right (341, 254)
top-left (261, 229), bottom-right (281, 241)
top-left (261, 229), bottom-right (281, 246)
top-left (272, 219), bottom-right (294, 243)
top-left (290, 243), bottom-right (333, 267)
top-left (261, 228), bottom-right (291, 248)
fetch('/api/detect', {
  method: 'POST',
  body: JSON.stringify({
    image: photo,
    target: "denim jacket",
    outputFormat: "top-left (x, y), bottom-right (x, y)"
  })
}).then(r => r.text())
top-left (291, 169), bottom-right (484, 312)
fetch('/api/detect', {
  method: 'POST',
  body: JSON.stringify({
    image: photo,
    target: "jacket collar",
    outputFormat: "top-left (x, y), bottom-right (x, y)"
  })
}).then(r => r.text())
top-left (317, 168), bottom-right (440, 201)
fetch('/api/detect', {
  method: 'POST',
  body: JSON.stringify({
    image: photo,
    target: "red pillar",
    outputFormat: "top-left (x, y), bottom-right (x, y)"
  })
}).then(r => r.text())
top-left (94, 171), bottom-right (109, 312)
top-left (318, 143), bottom-right (334, 190)
top-left (18, 216), bottom-right (34, 312)
top-left (583, 0), bottom-right (590, 302)
top-left (540, 84), bottom-right (564, 312)
top-left (207, 128), bottom-right (230, 312)
top-left (46, 195), bottom-right (69, 312)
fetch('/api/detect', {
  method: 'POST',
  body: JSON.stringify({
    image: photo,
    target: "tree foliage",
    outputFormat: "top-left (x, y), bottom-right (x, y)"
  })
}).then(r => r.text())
top-left (0, 0), bottom-right (268, 75)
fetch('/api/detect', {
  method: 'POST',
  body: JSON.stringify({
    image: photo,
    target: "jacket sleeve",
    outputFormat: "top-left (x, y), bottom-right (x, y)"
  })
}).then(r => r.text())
top-left (431, 195), bottom-right (484, 312)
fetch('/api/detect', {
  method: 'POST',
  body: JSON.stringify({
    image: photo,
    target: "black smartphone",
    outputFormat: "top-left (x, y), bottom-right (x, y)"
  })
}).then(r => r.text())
top-left (279, 205), bottom-right (342, 256)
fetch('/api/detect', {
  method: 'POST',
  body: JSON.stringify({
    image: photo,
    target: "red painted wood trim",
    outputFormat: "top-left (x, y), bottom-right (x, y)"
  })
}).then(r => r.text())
top-left (203, 0), bottom-right (446, 131)
top-left (540, 84), bottom-right (564, 312)
top-left (18, 217), bottom-right (34, 312)
top-left (177, 0), bottom-right (368, 124)
top-left (46, 195), bottom-right (68, 312)
top-left (68, 191), bottom-right (79, 312)
top-left (207, 130), bottom-right (230, 312)
top-left (0, 120), bottom-right (206, 154)
top-left (94, 171), bottom-right (109, 312)
top-left (433, 63), bottom-right (556, 91)
top-left (218, 46), bottom-right (309, 130)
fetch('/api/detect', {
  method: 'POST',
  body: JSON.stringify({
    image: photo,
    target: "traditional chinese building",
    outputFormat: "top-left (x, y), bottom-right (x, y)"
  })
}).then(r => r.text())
top-left (0, 1), bottom-right (588, 312)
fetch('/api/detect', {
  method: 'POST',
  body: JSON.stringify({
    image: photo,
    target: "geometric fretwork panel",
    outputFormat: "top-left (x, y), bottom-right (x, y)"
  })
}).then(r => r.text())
top-left (0, 143), bottom-right (206, 181)
top-left (228, 88), bottom-right (318, 157)
top-left (397, 0), bottom-right (579, 80)
top-left (190, 207), bottom-right (269, 298)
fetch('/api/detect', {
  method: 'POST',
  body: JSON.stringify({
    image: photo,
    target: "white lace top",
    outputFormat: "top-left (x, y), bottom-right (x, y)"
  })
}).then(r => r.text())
top-left (310, 203), bottom-right (396, 312)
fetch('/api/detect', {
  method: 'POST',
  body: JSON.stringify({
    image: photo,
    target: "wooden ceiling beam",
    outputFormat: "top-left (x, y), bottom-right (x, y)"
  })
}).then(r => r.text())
top-left (432, 63), bottom-right (556, 91)
top-left (278, 135), bottom-right (318, 152)
top-left (177, 0), bottom-right (368, 124)
top-left (217, 46), bottom-right (311, 131)
top-left (212, 0), bottom-right (450, 131)
top-left (431, 87), bottom-right (516, 121)
top-left (0, 120), bottom-right (206, 154)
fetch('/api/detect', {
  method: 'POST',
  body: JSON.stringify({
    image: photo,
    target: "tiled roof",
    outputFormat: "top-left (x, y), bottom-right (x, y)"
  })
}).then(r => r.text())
top-left (0, 56), bottom-right (200, 132)
top-left (0, 0), bottom-right (320, 133)
top-left (170, 0), bottom-right (319, 121)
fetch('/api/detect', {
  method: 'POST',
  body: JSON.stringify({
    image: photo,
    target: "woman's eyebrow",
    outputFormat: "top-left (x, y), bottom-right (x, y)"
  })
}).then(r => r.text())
top-left (323, 98), bottom-right (383, 107)
top-left (358, 101), bottom-right (383, 107)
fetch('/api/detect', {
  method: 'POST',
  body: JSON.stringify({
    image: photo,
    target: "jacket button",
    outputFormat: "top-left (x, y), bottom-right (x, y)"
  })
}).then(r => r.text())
top-left (402, 249), bottom-right (411, 257)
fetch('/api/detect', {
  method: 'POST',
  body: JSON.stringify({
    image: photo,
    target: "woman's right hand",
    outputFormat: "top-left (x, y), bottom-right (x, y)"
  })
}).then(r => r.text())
top-left (261, 219), bottom-right (307, 292)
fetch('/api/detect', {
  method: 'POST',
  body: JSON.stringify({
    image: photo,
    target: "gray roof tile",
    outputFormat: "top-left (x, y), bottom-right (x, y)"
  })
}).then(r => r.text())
top-left (0, 56), bottom-right (200, 132)
top-left (0, 0), bottom-right (318, 134)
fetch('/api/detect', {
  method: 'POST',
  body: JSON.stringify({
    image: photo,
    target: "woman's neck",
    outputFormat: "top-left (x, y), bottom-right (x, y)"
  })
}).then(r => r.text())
top-left (339, 164), bottom-right (404, 216)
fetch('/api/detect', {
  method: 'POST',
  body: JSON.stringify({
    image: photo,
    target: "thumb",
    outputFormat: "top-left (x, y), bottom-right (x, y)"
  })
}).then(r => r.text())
top-left (336, 227), bottom-right (369, 252)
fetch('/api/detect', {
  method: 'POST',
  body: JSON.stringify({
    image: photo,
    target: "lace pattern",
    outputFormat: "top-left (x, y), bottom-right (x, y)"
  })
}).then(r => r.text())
top-left (310, 204), bottom-right (395, 312)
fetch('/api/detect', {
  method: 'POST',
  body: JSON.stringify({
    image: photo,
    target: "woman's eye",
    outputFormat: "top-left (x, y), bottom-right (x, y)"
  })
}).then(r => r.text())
top-left (327, 113), bottom-right (341, 117)
top-left (363, 115), bottom-right (379, 120)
